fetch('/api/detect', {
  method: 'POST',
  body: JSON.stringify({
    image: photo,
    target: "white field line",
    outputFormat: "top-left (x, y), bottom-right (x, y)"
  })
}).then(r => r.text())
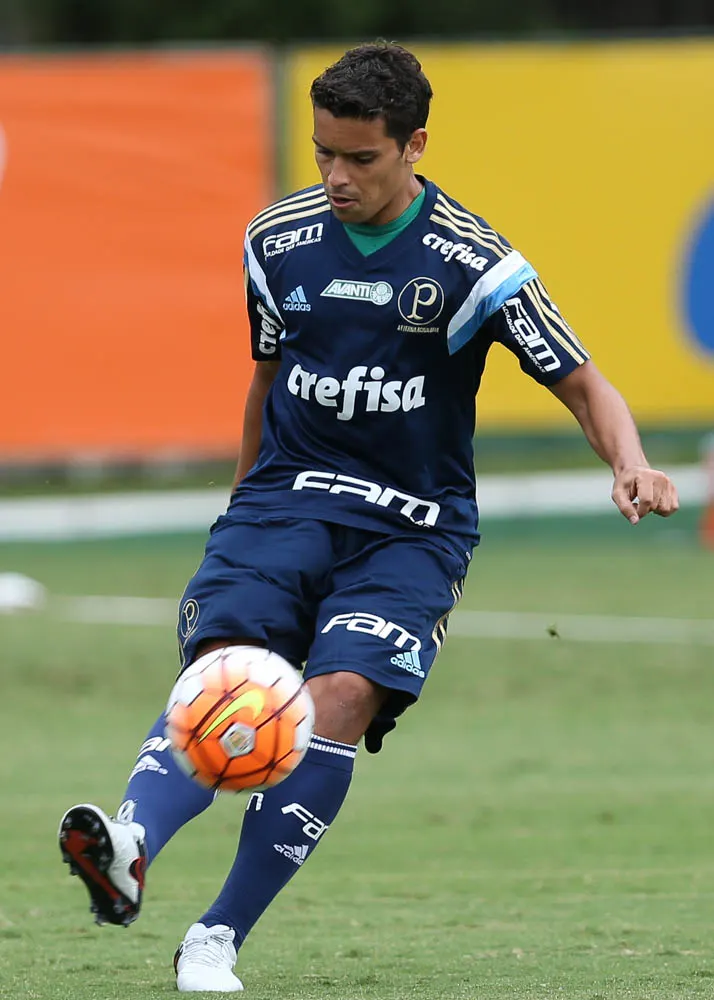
top-left (52, 596), bottom-right (714, 646)
top-left (0, 463), bottom-right (705, 541)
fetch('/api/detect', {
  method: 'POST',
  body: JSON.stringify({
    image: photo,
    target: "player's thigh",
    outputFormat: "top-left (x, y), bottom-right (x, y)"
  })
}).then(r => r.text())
top-left (306, 533), bottom-right (468, 706)
top-left (178, 514), bottom-right (333, 669)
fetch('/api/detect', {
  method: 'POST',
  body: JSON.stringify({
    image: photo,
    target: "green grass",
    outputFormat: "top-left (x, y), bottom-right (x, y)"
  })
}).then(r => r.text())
top-left (1, 522), bottom-right (714, 999)
top-left (1, 423), bottom-right (709, 496)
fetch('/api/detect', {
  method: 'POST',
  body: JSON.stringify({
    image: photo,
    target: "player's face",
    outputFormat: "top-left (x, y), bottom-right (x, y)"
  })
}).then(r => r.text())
top-left (312, 108), bottom-right (426, 226)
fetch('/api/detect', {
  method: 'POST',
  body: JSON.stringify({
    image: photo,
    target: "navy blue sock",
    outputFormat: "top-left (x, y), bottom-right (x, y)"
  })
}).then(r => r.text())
top-left (117, 713), bottom-right (215, 864)
top-left (201, 735), bottom-right (356, 942)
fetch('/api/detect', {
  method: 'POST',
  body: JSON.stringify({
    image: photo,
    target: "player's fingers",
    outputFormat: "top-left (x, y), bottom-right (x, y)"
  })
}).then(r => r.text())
top-left (654, 478), bottom-right (680, 517)
top-left (635, 477), bottom-right (655, 518)
top-left (612, 482), bottom-right (639, 524)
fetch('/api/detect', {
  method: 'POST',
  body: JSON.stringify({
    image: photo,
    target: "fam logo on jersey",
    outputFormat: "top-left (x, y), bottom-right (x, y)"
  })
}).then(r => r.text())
top-left (423, 232), bottom-right (489, 271)
top-left (293, 470), bottom-right (440, 527)
top-left (283, 285), bottom-right (311, 312)
top-left (321, 611), bottom-right (425, 678)
top-left (397, 278), bottom-right (445, 334)
top-left (263, 223), bottom-right (323, 258)
top-left (502, 297), bottom-right (561, 373)
top-left (321, 279), bottom-right (393, 305)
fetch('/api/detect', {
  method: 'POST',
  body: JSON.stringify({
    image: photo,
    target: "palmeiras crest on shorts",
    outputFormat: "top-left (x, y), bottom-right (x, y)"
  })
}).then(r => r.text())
top-left (180, 599), bottom-right (200, 640)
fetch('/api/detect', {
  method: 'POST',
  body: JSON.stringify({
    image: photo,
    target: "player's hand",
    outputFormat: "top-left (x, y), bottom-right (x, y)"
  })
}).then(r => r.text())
top-left (611, 466), bottom-right (679, 524)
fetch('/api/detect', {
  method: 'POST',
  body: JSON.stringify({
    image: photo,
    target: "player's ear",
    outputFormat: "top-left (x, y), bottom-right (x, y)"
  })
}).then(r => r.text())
top-left (404, 129), bottom-right (427, 164)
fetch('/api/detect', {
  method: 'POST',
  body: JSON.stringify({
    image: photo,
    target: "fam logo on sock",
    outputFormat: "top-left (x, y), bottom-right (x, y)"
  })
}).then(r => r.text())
top-left (281, 802), bottom-right (329, 841)
top-left (273, 843), bottom-right (309, 865)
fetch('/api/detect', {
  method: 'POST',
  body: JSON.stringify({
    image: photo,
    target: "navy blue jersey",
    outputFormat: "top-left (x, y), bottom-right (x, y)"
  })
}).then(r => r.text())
top-left (233, 178), bottom-right (589, 545)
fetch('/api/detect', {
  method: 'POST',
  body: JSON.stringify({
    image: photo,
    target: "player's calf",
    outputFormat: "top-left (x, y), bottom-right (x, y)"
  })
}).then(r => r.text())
top-left (58, 803), bottom-right (146, 927)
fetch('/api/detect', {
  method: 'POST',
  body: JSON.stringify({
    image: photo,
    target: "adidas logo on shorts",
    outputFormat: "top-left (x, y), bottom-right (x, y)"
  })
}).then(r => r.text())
top-left (390, 649), bottom-right (425, 678)
top-left (273, 843), bottom-right (308, 865)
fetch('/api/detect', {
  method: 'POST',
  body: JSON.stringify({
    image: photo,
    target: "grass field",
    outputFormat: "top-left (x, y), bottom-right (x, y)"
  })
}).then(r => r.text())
top-left (1, 513), bottom-right (714, 999)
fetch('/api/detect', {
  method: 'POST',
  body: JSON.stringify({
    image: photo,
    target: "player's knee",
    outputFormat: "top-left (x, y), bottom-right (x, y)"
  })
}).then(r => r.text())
top-left (307, 671), bottom-right (386, 745)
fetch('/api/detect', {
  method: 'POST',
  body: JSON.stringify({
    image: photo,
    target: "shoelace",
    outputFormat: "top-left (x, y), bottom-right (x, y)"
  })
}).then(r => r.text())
top-left (182, 930), bottom-right (235, 968)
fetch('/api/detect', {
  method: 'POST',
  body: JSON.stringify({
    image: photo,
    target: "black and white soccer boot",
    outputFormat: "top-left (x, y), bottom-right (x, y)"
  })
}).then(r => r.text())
top-left (58, 803), bottom-right (147, 927)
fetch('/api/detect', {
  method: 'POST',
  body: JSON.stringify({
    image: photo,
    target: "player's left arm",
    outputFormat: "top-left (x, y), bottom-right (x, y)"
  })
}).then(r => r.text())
top-left (481, 276), bottom-right (679, 524)
top-left (549, 362), bottom-right (678, 523)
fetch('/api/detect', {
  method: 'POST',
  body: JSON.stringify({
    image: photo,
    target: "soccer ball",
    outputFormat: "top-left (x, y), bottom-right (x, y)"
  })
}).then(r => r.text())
top-left (165, 646), bottom-right (314, 792)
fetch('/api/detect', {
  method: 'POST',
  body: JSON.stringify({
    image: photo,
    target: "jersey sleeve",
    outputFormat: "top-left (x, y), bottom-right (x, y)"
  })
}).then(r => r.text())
top-left (484, 277), bottom-right (591, 385)
top-left (446, 248), bottom-right (538, 355)
top-left (243, 229), bottom-right (285, 361)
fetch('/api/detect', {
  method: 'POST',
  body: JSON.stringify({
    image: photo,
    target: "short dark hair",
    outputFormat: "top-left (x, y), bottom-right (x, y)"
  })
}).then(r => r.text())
top-left (310, 42), bottom-right (433, 150)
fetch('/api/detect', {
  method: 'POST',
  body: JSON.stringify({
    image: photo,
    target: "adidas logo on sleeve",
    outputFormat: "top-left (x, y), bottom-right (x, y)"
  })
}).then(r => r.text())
top-left (283, 286), bottom-right (311, 312)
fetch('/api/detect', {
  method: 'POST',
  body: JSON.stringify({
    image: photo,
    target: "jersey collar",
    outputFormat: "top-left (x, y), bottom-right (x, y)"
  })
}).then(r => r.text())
top-left (327, 176), bottom-right (438, 272)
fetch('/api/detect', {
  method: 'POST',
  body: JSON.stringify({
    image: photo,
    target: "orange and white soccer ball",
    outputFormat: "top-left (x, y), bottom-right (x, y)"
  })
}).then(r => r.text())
top-left (165, 646), bottom-right (314, 792)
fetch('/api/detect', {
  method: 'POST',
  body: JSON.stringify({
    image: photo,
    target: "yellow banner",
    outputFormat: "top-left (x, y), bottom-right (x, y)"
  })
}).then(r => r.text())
top-left (287, 41), bottom-right (714, 428)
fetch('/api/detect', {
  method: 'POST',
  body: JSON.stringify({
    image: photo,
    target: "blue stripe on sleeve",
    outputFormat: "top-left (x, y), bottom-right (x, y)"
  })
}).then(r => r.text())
top-left (447, 263), bottom-right (537, 355)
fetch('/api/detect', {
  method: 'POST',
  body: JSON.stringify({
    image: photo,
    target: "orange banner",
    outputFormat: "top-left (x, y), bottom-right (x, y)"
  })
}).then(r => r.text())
top-left (0, 52), bottom-right (273, 462)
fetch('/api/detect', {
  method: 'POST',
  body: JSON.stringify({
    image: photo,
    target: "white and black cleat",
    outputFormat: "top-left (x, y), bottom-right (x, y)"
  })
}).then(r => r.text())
top-left (174, 923), bottom-right (244, 992)
top-left (58, 803), bottom-right (147, 928)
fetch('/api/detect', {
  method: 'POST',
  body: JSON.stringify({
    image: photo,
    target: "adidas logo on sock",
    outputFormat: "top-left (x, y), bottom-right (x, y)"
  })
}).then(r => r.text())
top-left (273, 843), bottom-right (309, 865)
top-left (390, 649), bottom-right (425, 678)
top-left (128, 754), bottom-right (168, 781)
top-left (283, 285), bottom-right (311, 312)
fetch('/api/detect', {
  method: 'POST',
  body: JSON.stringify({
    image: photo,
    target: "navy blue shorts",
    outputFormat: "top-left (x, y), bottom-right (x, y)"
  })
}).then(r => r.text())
top-left (177, 514), bottom-right (469, 750)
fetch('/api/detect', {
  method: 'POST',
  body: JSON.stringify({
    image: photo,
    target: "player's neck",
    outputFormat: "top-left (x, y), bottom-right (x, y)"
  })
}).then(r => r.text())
top-left (368, 174), bottom-right (424, 227)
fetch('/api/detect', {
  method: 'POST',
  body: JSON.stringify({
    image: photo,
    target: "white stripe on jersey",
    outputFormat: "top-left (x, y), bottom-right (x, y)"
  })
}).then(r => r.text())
top-left (244, 230), bottom-right (282, 319)
top-left (447, 251), bottom-right (535, 348)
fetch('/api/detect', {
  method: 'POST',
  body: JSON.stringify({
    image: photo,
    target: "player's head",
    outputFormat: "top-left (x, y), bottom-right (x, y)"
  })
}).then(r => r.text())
top-left (310, 42), bottom-right (433, 225)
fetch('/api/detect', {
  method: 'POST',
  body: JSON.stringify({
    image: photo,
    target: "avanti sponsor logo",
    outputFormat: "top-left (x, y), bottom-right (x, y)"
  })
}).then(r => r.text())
top-left (263, 223), bottom-right (323, 258)
top-left (321, 279), bottom-right (393, 305)
top-left (286, 363), bottom-right (425, 421)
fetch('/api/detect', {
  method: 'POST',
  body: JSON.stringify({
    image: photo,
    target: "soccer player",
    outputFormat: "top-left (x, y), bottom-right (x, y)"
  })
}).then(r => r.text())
top-left (58, 42), bottom-right (679, 992)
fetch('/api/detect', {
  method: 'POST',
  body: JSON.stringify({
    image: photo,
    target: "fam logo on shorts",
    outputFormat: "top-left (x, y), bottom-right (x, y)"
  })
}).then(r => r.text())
top-left (180, 599), bottom-right (200, 640)
top-left (320, 611), bottom-right (426, 678)
top-left (397, 277), bottom-right (445, 334)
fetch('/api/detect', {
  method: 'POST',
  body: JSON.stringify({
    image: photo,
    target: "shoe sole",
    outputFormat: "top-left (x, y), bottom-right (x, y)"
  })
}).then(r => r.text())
top-left (59, 805), bottom-right (144, 927)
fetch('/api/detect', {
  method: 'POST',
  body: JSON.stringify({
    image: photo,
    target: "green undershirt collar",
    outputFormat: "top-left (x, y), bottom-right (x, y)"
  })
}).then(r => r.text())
top-left (343, 187), bottom-right (426, 256)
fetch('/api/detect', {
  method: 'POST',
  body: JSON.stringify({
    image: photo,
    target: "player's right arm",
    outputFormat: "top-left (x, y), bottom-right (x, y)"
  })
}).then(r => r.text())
top-left (231, 228), bottom-right (285, 493)
top-left (231, 361), bottom-right (280, 493)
